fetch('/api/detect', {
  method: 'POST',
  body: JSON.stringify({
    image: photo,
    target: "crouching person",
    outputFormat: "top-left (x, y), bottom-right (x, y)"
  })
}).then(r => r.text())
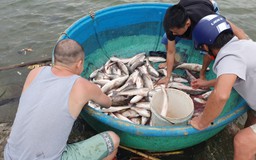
top-left (4, 39), bottom-right (120, 160)
top-left (191, 14), bottom-right (256, 160)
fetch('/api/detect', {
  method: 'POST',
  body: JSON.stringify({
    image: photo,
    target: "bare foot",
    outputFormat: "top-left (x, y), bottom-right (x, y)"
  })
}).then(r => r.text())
top-left (158, 62), bottom-right (167, 69)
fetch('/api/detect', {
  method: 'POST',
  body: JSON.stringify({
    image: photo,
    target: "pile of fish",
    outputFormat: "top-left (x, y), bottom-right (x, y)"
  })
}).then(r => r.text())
top-left (88, 52), bottom-right (211, 126)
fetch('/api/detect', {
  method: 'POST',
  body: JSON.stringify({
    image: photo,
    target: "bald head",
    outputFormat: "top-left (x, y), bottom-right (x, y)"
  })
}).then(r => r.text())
top-left (54, 39), bottom-right (84, 66)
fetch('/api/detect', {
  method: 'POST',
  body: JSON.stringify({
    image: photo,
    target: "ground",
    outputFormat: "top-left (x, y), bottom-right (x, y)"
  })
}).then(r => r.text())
top-left (0, 114), bottom-right (246, 160)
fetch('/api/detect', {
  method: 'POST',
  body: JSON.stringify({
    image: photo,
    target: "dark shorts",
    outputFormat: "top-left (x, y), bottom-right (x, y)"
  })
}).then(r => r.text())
top-left (61, 132), bottom-right (114, 160)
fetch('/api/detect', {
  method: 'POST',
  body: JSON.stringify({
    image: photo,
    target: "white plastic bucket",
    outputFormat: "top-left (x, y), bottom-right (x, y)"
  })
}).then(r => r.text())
top-left (150, 88), bottom-right (194, 126)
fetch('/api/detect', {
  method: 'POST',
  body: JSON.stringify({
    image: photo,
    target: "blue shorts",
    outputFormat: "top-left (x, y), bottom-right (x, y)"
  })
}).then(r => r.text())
top-left (61, 132), bottom-right (114, 160)
top-left (161, 33), bottom-right (181, 45)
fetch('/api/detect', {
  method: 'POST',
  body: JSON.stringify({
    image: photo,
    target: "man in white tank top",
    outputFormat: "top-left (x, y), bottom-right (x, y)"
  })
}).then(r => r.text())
top-left (4, 39), bottom-right (120, 160)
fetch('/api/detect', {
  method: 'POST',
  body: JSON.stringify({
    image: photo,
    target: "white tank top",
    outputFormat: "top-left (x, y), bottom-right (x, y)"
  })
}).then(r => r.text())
top-left (4, 66), bottom-right (80, 160)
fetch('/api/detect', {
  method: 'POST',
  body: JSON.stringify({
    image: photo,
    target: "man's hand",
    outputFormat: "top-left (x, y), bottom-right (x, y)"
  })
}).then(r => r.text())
top-left (191, 79), bottom-right (209, 89)
top-left (156, 76), bottom-right (170, 88)
top-left (190, 114), bottom-right (211, 130)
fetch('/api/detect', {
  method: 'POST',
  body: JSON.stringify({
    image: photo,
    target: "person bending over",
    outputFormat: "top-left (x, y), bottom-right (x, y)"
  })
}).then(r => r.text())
top-left (191, 14), bottom-right (256, 160)
top-left (157, 0), bottom-right (249, 87)
top-left (4, 39), bottom-right (120, 160)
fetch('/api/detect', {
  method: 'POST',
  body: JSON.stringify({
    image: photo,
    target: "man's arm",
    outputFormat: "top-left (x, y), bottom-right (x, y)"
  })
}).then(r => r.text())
top-left (191, 74), bottom-right (237, 130)
top-left (157, 40), bottom-right (176, 87)
top-left (228, 20), bottom-right (250, 40)
top-left (69, 78), bottom-right (111, 118)
top-left (200, 54), bottom-right (213, 80)
top-left (86, 81), bottom-right (112, 108)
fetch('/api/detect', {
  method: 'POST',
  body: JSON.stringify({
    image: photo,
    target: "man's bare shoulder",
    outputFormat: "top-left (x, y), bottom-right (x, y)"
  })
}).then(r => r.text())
top-left (23, 66), bottom-right (45, 92)
top-left (28, 66), bottom-right (45, 77)
top-left (73, 77), bottom-right (98, 94)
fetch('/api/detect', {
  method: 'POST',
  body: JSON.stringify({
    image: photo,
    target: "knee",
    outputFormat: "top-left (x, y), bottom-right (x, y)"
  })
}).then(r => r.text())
top-left (107, 131), bottom-right (120, 148)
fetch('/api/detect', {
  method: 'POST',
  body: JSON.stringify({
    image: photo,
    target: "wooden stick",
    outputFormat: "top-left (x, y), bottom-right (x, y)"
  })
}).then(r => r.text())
top-left (149, 150), bottom-right (184, 156)
top-left (119, 145), bottom-right (160, 160)
top-left (0, 57), bottom-right (52, 71)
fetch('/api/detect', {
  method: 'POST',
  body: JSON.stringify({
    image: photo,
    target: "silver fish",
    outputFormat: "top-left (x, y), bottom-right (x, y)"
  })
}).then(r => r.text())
top-left (130, 95), bottom-right (144, 104)
top-left (117, 88), bottom-right (150, 96)
top-left (121, 109), bottom-right (140, 118)
top-left (172, 76), bottom-right (189, 83)
top-left (114, 84), bottom-right (136, 94)
top-left (135, 75), bottom-right (144, 88)
top-left (131, 107), bottom-right (151, 118)
top-left (168, 82), bottom-right (207, 95)
top-left (110, 56), bottom-right (132, 64)
top-left (148, 56), bottom-right (166, 63)
top-left (138, 65), bottom-right (148, 75)
top-left (193, 97), bottom-right (207, 105)
top-left (130, 117), bottom-right (141, 125)
top-left (125, 69), bottom-right (139, 84)
top-left (104, 60), bottom-right (113, 74)
top-left (111, 95), bottom-right (131, 106)
top-left (127, 52), bottom-right (146, 66)
top-left (175, 63), bottom-right (210, 72)
top-left (116, 61), bottom-right (129, 75)
top-left (92, 72), bottom-right (109, 81)
top-left (88, 101), bottom-right (101, 110)
top-left (148, 87), bottom-right (162, 97)
top-left (106, 74), bottom-right (123, 80)
top-left (92, 79), bottom-right (111, 86)
top-left (158, 68), bottom-right (167, 76)
top-left (128, 56), bottom-right (145, 72)
top-left (101, 75), bottom-right (129, 93)
top-left (109, 112), bottom-right (118, 119)
top-left (141, 116), bottom-right (149, 125)
top-left (142, 73), bottom-right (154, 90)
top-left (201, 90), bottom-right (212, 100)
top-left (114, 113), bottom-right (133, 123)
top-left (111, 64), bottom-right (122, 76)
top-left (145, 58), bottom-right (159, 77)
top-left (135, 101), bottom-right (151, 110)
top-left (185, 69), bottom-right (196, 82)
top-left (115, 69), bottom-right (139, 92)
top-left (102, 106), bottom-right (131, 113)
top-left (89, 66), bottom-right (104, 79)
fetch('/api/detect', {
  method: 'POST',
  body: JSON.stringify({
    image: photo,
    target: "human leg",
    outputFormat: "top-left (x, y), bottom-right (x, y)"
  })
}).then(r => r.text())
top-left (234, 124), bottom-right (256, 160)
top-left (103, 131), bottom-right (120, 160)
top-left (62, 131), bottom-right (120, 160)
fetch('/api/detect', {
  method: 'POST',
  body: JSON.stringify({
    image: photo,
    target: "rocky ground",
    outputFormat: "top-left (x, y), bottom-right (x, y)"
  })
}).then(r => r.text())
top-left (0, 114), bottom-right (246, 160)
